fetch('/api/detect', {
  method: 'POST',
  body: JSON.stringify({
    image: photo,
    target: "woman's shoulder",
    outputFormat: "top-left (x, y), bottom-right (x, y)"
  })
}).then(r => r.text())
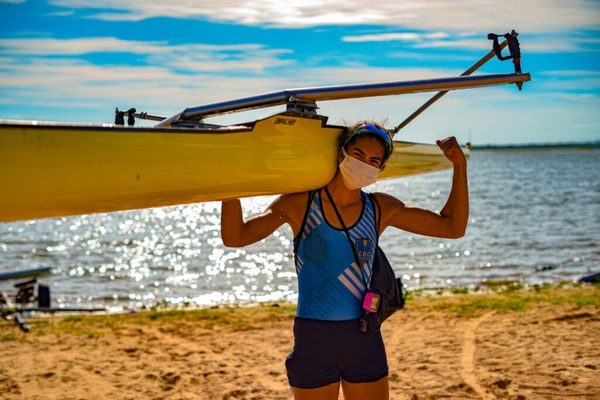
top-left (370, 191), bottom-right (406, 208)
top-left (273, 191), bottom-right (316, 227)
top-left (279, 190), bottom-right (314, 204)
top-left (275, 191), bottom-right (315, 213)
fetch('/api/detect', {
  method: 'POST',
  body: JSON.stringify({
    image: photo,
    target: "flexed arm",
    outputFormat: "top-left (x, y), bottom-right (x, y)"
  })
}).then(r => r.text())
top-left (377, 136), bottom-right (469, 238)
top-left (436, 136), bottom-right (469, 236)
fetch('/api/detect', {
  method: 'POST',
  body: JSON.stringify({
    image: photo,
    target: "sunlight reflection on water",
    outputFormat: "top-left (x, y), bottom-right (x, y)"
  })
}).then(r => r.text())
top-left (1, 149), bottom-right (599, 308)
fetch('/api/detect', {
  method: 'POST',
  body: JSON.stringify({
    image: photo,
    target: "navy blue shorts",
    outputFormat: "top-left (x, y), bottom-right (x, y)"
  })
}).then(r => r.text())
top-left (285, 317), bottom-right (388, 389)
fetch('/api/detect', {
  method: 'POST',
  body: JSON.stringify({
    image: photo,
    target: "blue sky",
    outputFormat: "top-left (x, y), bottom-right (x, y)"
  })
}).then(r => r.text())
top-left (0, 0), bottom-right (598, 145)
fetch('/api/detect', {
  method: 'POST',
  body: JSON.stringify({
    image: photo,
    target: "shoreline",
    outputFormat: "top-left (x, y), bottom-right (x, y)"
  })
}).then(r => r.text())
top-left (469, 144), bottom-right (600, 150)
top-left (0, 281), bottom-right (596, 329)
top-left (9, 279), bottom-right (594, 316)
top-left (1, 284), bottom-right (599, 399)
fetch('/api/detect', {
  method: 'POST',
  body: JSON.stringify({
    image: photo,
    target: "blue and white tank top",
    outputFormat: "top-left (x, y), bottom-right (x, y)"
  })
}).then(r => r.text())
top-left (294, 189), bottom-right (378, 321)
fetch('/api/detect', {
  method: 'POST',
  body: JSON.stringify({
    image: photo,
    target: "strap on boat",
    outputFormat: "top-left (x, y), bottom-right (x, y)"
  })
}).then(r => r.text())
top-left (488, 30), bottom-right (522, 79)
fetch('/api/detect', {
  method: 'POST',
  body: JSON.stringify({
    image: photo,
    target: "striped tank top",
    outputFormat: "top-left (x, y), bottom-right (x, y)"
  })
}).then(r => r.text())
top-left (293, 189), bottom-right (378, 321)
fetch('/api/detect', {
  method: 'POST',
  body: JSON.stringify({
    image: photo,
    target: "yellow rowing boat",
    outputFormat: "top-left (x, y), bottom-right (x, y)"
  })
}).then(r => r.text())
top-left (0, 114), bottom-right (453, 223)
top-left (0, 67), bottom-right (530, 223)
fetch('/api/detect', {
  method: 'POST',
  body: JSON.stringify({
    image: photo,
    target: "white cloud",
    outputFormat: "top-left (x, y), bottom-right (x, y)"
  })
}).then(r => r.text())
top-left (0, 37), bottom-right (167, 55)
top-left (342, 32), bottom-right (448, 43)
top-left (0, 36), bottom-right (297, 120)
top-left (386, 51), bottom-right (474, 62)
top-left (48, 0), bottom-right (600, 33)
top-left (0, 55), bottom-right (293, 119)
top-left (0, 46), bottom-right (544, 139)
top-left (147, 48), bottom-right (292, 74)
top-left (0, 37), bottom-right (292, 74)
top-left (49, 10), bottom-right (76, 17)
top-left (292, 66), bottom-right (461, 86)
top-left (0, 36), bottom-right (597, 143)
top-left (0, 37), bottom-right (266, 56)
top-left (414, 39), bottom-right (490, 50)
top-left (0, 52), bottom-right (458, 106)
top-left (342, 32), bottom-right (599, 53)
top-left (532, 77), bottom-right (600, 91)
top-left (0, 42), bottom-right (485, 126)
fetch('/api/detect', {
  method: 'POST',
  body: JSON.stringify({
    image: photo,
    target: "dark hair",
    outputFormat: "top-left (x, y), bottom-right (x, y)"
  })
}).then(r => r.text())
top-left (337, 121), bottom-right (393, 164)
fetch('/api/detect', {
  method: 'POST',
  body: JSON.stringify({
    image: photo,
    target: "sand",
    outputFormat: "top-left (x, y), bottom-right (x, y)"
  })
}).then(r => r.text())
top-left (1, 285), bottom-right (599, 400)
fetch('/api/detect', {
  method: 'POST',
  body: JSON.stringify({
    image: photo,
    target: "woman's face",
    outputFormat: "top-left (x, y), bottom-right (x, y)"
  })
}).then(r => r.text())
top-left (340, 136), bottom-right (386, 169)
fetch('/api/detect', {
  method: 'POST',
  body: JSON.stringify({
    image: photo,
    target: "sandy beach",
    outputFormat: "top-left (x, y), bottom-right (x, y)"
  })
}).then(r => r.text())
top-left (1, 285), bottom-right (599, 400)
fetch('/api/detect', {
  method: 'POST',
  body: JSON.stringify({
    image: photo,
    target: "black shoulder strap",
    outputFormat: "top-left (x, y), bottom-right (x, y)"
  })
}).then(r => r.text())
top-left (323, 187), bottom-right (369, 288)
top-left (368, 193), bottom-right (382, 241)
top-left (293, 190), bottom-right (317, 249)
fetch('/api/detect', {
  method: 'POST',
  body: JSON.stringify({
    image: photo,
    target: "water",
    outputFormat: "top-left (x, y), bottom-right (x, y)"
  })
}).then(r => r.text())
top-left (1, 149), bottom-right (599, 309)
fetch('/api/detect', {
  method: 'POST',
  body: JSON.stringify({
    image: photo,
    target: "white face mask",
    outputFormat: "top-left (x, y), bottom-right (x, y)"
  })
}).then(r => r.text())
top-left (339, 149), bottom-right (380, 190)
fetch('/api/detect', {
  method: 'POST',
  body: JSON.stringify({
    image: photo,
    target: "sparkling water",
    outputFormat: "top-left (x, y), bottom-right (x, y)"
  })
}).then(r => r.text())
top-left (1, 149), bottom-right (599, 309)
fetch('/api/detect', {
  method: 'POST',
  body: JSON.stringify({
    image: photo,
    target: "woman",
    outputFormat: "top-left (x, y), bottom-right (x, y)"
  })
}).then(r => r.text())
top-left (221, 122), bottom-right (468, 400)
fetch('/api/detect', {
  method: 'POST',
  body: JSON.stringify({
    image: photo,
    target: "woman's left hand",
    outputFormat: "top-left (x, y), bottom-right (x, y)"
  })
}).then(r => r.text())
top-left (436, 136), bottom-right (467, 166)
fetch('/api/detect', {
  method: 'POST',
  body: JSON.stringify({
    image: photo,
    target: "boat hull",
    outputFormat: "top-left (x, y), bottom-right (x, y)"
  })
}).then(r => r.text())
top-left (0, 113), bottom-right (453, 222)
